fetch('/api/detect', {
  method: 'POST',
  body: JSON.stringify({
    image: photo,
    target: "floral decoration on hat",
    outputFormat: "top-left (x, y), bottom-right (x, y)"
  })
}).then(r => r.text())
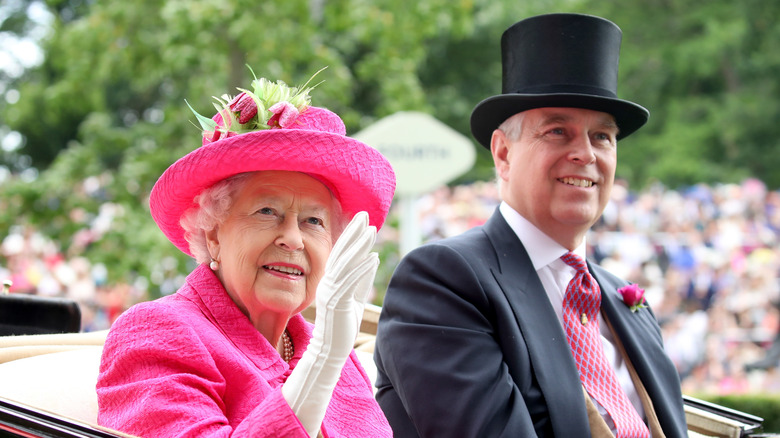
top-left (618, 283), bottom-right (647, 313)
top-left (186, 66), bottom-right (326, 144)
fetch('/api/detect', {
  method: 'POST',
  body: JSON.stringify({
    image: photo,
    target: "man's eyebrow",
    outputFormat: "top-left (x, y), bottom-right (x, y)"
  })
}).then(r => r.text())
top-left (538, 111), bottom-right (619, 133)
top-left (537, 113), bottom-right (573, 126)
top-left (599, 118), bottom-right (619, 131)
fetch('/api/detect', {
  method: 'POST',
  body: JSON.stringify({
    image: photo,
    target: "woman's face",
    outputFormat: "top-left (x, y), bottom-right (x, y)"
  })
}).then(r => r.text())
top-left (206, 171), bottom-right (337, 326)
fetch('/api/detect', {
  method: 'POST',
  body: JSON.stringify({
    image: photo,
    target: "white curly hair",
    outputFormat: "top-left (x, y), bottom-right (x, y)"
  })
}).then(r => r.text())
top-left (179, 172), bottom-right (348, 265)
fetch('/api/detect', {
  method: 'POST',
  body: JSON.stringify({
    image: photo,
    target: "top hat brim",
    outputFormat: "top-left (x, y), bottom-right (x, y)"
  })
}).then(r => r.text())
top-left (470, 93), bottom-right (649, 149)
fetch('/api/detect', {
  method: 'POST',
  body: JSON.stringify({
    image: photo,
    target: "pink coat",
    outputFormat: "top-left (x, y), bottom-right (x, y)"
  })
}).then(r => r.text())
top-left (97, 264), bottom-right (391, 437)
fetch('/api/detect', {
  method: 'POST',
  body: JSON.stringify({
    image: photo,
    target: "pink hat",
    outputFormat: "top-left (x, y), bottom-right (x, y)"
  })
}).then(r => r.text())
top-left (149, 71), bottom-right (396, 256)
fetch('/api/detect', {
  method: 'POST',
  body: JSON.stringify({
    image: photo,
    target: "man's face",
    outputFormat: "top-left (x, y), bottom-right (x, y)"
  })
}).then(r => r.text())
top-left (492, 107), bottom-right (618, 248)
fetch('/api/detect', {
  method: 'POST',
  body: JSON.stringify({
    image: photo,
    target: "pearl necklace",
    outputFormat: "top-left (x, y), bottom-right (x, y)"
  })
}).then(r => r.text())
top-left (282, 330), bottom-right (294, 362)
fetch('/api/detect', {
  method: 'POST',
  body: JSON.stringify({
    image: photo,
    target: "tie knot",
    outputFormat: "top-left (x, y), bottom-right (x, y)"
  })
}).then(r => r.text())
top-left (561, 252), bottom-right (588, 274)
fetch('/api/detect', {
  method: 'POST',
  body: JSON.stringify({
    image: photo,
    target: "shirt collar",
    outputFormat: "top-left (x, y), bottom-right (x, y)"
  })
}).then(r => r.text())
top-left (498, 201), bottom-right (587, 270)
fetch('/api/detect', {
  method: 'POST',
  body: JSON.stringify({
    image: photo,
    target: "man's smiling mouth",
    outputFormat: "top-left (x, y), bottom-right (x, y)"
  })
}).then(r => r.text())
top-left (559, 177), bottom-right (594, 188)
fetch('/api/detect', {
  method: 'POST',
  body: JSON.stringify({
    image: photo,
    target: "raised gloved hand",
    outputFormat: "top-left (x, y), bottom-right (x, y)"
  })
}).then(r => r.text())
top-left (282, 211), bottom-right (378, 438)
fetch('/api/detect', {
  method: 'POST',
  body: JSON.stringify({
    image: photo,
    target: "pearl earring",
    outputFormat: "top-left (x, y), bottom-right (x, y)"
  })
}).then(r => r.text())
top-left (209, 259), bottom-right (219, 270)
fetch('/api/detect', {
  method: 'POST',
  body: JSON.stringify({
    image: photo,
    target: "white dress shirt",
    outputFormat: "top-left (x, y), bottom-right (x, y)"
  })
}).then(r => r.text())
top-left (499, 202), bottom-right (646, 432)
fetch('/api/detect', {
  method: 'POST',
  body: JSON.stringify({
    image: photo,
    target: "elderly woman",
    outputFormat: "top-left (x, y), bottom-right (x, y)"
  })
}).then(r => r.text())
top-left (96, 71), bottom-right (395, 437)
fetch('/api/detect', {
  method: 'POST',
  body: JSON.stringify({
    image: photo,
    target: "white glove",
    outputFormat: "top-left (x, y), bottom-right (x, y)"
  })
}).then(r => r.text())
top-left (282, 211), bottom-right (378, 438)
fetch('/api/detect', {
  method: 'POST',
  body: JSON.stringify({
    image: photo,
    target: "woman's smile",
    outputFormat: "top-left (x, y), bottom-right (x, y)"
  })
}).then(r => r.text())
top-left (262, 262), bottom-right (305, 278)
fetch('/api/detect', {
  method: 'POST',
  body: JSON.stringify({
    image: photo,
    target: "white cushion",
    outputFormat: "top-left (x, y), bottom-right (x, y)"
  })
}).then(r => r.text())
top-left (0, 346), bottom-right (102, 425)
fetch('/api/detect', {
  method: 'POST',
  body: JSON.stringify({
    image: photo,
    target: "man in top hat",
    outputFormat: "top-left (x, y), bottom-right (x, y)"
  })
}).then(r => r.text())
top-left (373, 13), bottom-right (688, 437)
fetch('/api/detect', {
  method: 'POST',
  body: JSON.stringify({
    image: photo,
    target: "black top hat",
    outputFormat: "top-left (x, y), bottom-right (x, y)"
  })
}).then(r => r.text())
top-left (470, 13), bottom-right (649, 148)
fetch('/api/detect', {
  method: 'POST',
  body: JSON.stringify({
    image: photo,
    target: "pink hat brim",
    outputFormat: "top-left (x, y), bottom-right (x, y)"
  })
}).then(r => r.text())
top-left (150, 111), bottom-right (396, 256)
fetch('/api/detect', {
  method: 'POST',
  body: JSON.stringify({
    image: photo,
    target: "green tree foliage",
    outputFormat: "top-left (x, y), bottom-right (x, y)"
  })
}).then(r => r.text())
top-left (0, 0), bottom-right (553, 296)
top-left (1, 0), bottom-right (779, 296)
top-left (585, 0), bottom-right (780, 188)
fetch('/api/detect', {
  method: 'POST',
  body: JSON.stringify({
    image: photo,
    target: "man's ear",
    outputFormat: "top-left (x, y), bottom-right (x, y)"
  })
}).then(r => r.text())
top-left (491, 129), bottom-right (511, 182)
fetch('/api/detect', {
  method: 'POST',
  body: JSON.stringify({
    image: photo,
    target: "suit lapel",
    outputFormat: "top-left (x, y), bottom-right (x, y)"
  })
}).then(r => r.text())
top-left (483, 213), bottom-right (590, 436)
top-left (590, 263), bottom-right (687, 437)
top-left (590, 263), bottom-right (669, 392)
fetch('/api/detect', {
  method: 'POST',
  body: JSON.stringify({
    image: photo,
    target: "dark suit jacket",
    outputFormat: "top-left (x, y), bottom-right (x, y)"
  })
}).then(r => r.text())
top-left (374, 210), bottom-right (688, 437)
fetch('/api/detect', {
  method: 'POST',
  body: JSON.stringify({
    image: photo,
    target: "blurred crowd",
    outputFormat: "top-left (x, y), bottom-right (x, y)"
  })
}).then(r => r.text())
top-left (3, 177), bottom-right (780, 395)
top-left (0, 223), bottom-right (146, 333)
top-left (386, 177), bottom-right (780, 395)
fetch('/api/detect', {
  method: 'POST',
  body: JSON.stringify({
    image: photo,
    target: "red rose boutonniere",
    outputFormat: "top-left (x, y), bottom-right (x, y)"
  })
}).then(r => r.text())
top-left (618, 284), bottom-right (647, 313)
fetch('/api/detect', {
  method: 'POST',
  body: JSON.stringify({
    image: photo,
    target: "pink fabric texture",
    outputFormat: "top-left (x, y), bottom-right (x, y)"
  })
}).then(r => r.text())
top-left (97, 264), bottom-right (391, 437)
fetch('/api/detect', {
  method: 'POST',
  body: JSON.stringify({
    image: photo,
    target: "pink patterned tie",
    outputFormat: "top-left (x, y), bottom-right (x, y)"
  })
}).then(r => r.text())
top-left (561, 252), bottom-right (649, 438)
